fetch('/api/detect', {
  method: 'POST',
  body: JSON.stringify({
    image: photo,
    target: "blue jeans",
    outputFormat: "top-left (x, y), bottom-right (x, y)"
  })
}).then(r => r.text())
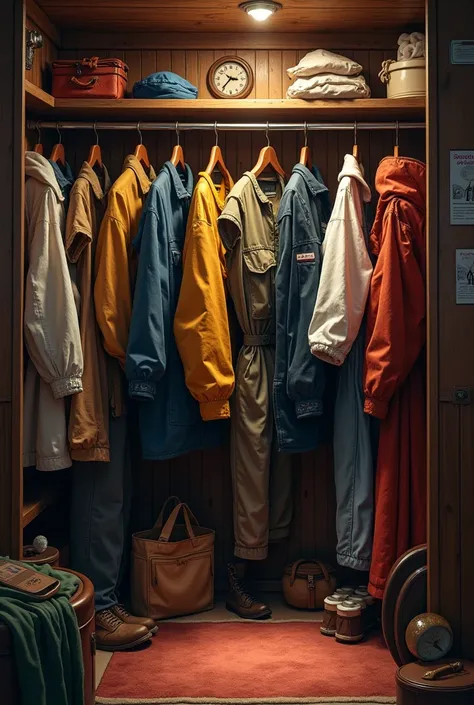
top-left (334, 325), bottom-right (378, 572)
top-left (70, 414), bottom-right (131, 611)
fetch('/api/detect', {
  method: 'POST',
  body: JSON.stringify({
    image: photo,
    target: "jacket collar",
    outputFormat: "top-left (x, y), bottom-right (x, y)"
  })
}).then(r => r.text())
top-left (198, 171), bottom-right (233, 210)
top-left (244, 171), bottom-right (286, 204)
top-left (292, 163), bottom-right (328, 195)
top-left (122, 154), bottom-right (156, 195)
top-left (163, 160), bottom-right (193, 200)
top-left (339, 154), bottom-right (371, 203)
top-left (77, 161), bottom-right (111, 201)
top-left (25, 151), bottom-right (64, 202)
top-left (49, 159), bottom-right (74, 197)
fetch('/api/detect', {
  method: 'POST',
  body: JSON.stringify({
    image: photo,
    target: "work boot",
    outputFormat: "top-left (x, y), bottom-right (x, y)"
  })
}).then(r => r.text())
top-left (95, 608), bottom-right (152, 652)
top-left (111, 604), bottom-right (159, 635)
top-left (226, 562), bottom-right (272, 619)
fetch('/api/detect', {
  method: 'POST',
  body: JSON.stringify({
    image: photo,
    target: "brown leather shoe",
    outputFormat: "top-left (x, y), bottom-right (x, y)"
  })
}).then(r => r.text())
top-left (111, 604), bottom-right (159, 635)
top-left (226, 562), bottom-right (272, 620)
top-left (95, 609), bottom-right (152, 652)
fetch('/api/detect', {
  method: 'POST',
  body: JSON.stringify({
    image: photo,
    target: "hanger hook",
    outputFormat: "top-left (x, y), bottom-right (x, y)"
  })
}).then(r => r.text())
top-left (395, 120), bottom-right (400, 148)
top-left (304, 121), bottom-right (308, 148)
top-left (353, 121), bottom-right (357, 146)
top-left (56, 122), bottom-right (62, 145)
top-left (35, 121), bottom-right (41, 144)
top-left (93, 121), bottom-right (99, 146)
top-left (175, 121), bottom-right (180, 146)
top-left (266, 121), bottom-right (270, 147)
top-left (214, 121), bottom-right (218, 147)
top-left (137, 121), bottom-right (143, 145)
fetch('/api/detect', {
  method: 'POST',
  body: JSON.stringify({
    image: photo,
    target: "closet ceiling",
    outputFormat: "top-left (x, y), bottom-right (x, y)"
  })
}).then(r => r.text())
top-left (36, 0), bottom-right (425, 32)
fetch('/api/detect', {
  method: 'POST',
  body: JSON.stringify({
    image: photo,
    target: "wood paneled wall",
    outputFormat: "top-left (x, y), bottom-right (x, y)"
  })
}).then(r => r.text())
top-left (53, 36), bottom-right (425, 588)
top-left (26, 0), bottom-right (59, 90)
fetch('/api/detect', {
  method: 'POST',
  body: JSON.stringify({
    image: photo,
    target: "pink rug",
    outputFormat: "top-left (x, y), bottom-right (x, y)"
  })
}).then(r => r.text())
top-left (96, 623), bottom-right (396, 704)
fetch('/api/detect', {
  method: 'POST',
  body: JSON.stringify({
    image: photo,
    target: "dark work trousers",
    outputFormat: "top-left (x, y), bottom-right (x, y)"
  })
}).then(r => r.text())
top-left (70, 413), bottom-right (131, 611)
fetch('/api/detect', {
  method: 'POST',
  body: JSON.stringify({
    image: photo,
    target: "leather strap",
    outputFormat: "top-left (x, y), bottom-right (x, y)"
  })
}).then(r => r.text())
top-left (158, 503), bottom-right (200, 547)
top-left (149, 496), bottom-right (181, 539)
top-left (81, 56), bottom-right (99, 69)
top-left (290, 559), bottom-right (331, 586)
top-left (71, 76), bottom-right (98, 88)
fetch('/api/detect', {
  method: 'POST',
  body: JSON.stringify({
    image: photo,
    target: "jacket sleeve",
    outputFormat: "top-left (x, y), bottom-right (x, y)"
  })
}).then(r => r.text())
top-left (280, 193), bottom-right (325, 418)
top-left (309, 181), bottom-right (373, 365)
top-left (94, 203), bottom-right (131, 369)
top-left (24, 188), bottom-right (83, 399)
top-left (125, 208), bottom-right (168, 400)
top-left (174, 218), bottom-right (235, 421)
top-left (364, 206), bottom-right (425, 419)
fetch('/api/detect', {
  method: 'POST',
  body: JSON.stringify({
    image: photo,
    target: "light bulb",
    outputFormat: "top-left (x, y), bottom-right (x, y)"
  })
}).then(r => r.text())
top-left (247, 7), bottom-right (273, 21)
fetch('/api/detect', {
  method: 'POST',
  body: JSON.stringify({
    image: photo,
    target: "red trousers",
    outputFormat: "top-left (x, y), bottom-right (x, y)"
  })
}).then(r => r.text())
top-left (368, 357), bottom-right (427, 599)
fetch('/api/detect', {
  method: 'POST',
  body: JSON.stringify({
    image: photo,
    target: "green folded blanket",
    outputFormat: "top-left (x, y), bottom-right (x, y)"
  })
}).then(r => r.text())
top-left (0, 561), bottom-right (84, 705)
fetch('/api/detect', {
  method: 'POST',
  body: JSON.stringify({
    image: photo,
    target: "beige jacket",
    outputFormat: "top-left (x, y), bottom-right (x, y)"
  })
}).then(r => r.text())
top-left (308, 155), bottom-right (372, 365)
top-left (23, 152), bottom-right (83, 471)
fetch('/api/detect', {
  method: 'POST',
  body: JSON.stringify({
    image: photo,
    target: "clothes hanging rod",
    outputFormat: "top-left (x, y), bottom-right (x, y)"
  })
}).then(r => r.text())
top-left (28, 121), bottom-right (425, 132)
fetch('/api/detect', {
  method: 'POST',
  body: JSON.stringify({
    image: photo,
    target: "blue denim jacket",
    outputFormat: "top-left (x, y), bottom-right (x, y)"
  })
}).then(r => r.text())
top-left (274, 164), bottom-right (332, 453)
top-left (125, 161), bottom-right (227, 460)
top-left (133, 72), bottom-right (198, 99)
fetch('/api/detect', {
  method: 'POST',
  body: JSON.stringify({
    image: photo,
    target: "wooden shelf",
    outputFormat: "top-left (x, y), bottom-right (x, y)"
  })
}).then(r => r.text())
top-left (22, 484), bottom-right (60, 528)
top-left (25, 79), bottom-right (55, 114)
top-left (25, 90), bottom-right (425, 122)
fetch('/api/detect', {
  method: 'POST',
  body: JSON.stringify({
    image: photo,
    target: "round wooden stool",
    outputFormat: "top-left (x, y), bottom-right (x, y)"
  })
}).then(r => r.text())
top-left (0, 567), bottom-right (95, 705)
top-left (22, 545), bottom-right (60, 566)
top-left (396, 660), bottom-right (474, 704)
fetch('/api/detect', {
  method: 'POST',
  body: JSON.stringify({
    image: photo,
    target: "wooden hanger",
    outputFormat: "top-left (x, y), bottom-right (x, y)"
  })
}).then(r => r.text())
top-left (352, 121), bottom-right (359, 161)
top-left (205, 123), bottom-right (233, 191)
top-left (393, 121), bottom-right (400, 157)
top-left (299, 122), bottom-right (312, 169)
top-left (171, 121), bottom-right (185, 171)
top-left (33, 121), bottom-right (43, 155)
top-left (50, 123), bottom-right (65, 166)
top-left (87, 122), bottom-right (103, 169)
top-left (134, 122), bottom-right (151, 170)
top-left (251, 123), bottom-right (286, 179)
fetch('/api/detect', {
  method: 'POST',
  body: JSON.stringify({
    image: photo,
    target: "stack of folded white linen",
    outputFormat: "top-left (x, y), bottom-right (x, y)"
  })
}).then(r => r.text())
top-left (287, 49), bottom-right (371, 100)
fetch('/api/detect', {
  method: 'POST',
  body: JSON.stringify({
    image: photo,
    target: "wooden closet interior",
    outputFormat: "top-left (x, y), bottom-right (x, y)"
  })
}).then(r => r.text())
top-left (11, 0), bottom-right (426, 591)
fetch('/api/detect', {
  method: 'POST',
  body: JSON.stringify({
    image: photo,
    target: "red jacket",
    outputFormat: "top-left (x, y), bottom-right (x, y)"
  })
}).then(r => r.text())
top-left (364, 157), bottom-right (427, 598)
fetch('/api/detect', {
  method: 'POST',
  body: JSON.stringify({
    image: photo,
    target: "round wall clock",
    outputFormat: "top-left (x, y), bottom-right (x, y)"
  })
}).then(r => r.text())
top-left (207, 56), bottom-right (254, 99)
top-left (405, 613), bottom-right (454, 662)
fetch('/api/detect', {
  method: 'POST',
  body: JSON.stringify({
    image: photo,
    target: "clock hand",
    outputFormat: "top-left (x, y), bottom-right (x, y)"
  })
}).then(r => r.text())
top-left (432, 640), bottom-right (443, 651)
top-left (222, 77), bottom-right (233, 89)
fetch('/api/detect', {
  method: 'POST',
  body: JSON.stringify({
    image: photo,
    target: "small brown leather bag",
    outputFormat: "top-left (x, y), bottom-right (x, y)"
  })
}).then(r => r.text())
top-left (131, 497), bottom-right (215, 621)
top-left (52, 57), bottom-right (128, 99)
top-left (282, 559), bottom-right (337, 610)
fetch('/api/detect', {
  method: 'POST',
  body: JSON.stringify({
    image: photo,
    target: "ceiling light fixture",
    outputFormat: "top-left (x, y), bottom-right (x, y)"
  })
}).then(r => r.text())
top-left (239, 1), bottom-right (282, 22)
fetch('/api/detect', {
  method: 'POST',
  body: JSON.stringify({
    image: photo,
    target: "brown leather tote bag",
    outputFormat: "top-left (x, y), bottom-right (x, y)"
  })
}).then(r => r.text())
top-left (131, 499), bottom-right (215, 620)
top-left (282, 559), bottom-right (337, 610)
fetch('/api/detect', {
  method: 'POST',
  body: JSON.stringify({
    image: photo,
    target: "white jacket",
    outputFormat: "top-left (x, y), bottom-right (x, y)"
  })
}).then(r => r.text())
top-left (308, 155), bottom-right (372, 366)
top-left (23, 152), bottom-right (83, 471)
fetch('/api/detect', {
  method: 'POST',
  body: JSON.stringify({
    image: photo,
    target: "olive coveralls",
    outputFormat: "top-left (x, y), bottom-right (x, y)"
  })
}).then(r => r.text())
top-left (218, 172), bottom-right (292, 560)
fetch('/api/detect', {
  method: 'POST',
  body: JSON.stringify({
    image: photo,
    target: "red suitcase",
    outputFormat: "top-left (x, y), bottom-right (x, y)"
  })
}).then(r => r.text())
top-left (52, 56), bottom-right (128, 99)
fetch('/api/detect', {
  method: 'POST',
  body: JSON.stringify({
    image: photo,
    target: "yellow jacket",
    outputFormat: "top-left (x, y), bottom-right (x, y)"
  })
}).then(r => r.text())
top-left (174, 172), bottom-right (235, 421)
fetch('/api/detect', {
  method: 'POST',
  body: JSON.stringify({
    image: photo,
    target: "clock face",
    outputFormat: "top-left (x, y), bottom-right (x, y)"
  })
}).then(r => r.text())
top-left (208, 57), bottom-right (253, 99)
top-left (417, 625), bottom-right (453, 662)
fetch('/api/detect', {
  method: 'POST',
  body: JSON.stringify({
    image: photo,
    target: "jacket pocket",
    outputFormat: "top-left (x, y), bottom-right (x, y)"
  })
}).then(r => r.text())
top-left (295, 246), bottom-right (320, 297)
top-left (243, 247), bottom-right (276, 320)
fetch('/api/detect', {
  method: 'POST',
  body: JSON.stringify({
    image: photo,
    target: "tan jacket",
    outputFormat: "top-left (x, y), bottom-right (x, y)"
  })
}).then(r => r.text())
top-left (66, 162), bottom-right (111, 462)
top-left (23, 152), bottom-right (83, 471)
top-left (308, 155), bottom-right (372, 366)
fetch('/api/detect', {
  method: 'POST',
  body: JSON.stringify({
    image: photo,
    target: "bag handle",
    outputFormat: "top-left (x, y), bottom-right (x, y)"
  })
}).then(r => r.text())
top-left (290, 559), bottom-right (331, 586)
top-left (159, 503), bottom-right (200, 547)
top-left (81, 56), bottom-right (100, 69)
top-left (71, 76), bottom-right (98, 88)
top-left (148, 496), bottom-right (181, 539)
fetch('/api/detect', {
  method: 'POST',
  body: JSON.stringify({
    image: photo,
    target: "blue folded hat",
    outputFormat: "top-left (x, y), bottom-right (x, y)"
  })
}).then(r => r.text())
top-left (133, 71), bottom-right (198, 99)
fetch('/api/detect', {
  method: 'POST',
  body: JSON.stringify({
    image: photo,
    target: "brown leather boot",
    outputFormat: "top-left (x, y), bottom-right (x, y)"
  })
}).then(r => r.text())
top-left (95, 609), bottom-right (152, 652)
top-left (226, 562), bottom-right (272, 620)
top-left (111, 604), bottom-right (159, 635)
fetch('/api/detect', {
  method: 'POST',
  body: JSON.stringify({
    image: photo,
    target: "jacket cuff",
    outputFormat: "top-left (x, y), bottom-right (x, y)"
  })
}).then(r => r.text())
top-left (51, 375), bottom-right (83, 399)
top-left (310, 342), bottom-right (345, 366)
top-left (200, 399), bottom-right (230, 421)
top-left (364, 396), bottom-right (389, 419)
top-left (129, 380), bottom-right (156, 400)
top-left (295, 399), bottom-right (323, 418)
